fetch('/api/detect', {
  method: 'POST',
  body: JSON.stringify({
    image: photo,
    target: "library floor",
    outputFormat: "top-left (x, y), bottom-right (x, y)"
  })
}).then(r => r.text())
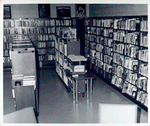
top-left (3, 68), bottom-right (148, 123)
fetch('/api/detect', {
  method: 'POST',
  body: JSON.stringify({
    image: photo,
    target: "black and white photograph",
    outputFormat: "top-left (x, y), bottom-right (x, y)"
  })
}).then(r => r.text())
top-left (1, 0), bottom-right (149, 125)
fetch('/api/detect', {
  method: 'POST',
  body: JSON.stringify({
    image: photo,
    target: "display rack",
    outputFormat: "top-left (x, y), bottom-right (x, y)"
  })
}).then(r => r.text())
top-left (84, 16), bottom-right (148, 111)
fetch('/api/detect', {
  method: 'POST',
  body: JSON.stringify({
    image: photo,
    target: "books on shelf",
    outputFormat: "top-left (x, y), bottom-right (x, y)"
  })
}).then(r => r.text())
top-left (140, 33), bottom-right (148, 47)
top-left (124, 32), bottom-right (139, 45)
top-left (124, 69), bottom-right (137, 85)
top-left (104, 28), bottom-right (113, 37)
top-left (139, 49), bottom-right (148, 62)
top-left (124, 57), bottom-right (138, 71)
top-left (124, 44), bottom-right (138, 58)
top-left (111, 75), bottom-right (123, 88)
top-left (114, 18), bottom-right (140, 31)
top-left (4, 28), bottom-right (14, 34)
top-left (56, 19), bottom-right (72, 26)
top-left (37, 42), bottom-right (46, 48)
top-left (4, 20), bottom-right (14, 27)
top-left (103, 63), bottom-right (112, 73)
top-left (136, 91), bottom-right (148, 105)
top-left (113, 43), bottom-right (124, 54)
top-left (112, 64), bottom-right (124, 78)
top-left (136, 77), bottom-right (147, 92)
top-left (139, 63), bottom-right (148, 77)
top-left (113, 31), bottom-right (125, 42)
top-left (104, 38), bottom-right (113, 47)
top-left (14, 20), bottom-right (35, 27)
top-left (36, 27), bottom-right (55, 34)
top-left (104, 55), bottom-right (112, 65)
top-left (122, 81), bottom-right (137, 98)
top-left (37, 34), bottom-right (56, 41)
top-left (140, 20), bottom-right (148, 31)
top-left (95, 52), bottom-right (103, 60)
top-left (113, 53), bottom-right (124, 66)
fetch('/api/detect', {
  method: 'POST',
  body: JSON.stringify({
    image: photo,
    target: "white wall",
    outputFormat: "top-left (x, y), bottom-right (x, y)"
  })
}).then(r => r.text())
top-left (11, 4), bottom-right (39, 18)
top-left (89, 4), bottom-right (148, 17)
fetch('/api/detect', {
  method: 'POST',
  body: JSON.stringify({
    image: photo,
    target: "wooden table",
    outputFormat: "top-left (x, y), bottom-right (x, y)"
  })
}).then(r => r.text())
top-left (72, 73), bottom-right (95, 104)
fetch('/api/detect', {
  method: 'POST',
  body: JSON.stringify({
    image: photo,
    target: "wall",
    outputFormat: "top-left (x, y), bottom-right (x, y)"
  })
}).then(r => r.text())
top-left (89, 4), bottom-right (148, 17)
top-left (10, 4), bottom-right (39, 18)
top-left (8, 4), bottom-right (89, 19)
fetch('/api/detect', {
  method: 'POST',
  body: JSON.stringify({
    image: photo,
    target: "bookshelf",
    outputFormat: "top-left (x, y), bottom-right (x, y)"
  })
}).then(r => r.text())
top-left (3, 19), bottom-right (14, 69)
top-left (84, 16), bottom-right (148, 111)
top-left (55, 18), bottom-right (86, 91)
top-left (35, 18), bottom-right (56, 68)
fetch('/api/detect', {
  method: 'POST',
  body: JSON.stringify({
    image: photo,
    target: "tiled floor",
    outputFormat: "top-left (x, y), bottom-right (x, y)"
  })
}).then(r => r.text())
top-left (3, 68), bottom-right (148, 123)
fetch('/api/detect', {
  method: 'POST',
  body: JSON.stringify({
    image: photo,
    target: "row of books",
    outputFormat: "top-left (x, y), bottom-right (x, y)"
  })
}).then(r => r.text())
top-left (85, 34), bottom-right (97, 42)
top-left (124, 45), bottom-right (138, 58)
top-left (3, 50), bottom-right (9, 57)
top-left (111, 75), bottom-right (123, 89)
top-left (92, 19), bottom-right (114, 28)
top-left (40, 54), bottom-right (55, 61)
top-left (37, 34), bottom-right (56, 41)
top-left (56, 19), bottom-right (72, 26)
top-left (124, 69), bottom-right (137, 85)
top-left (14, 28), bottom-right (35, 34)
top-left (3, 35), bottom-right (13, 43)
top-left (103, 46), bottom-right (113, 56)
top-left (136, 77), bottom-right (147, 92)
top-left (138, 49), bottom-right (148, 62)
top-left (113, 43), bottom-right (124, 54)
top-left (4, 28), bottom-right (14, 34)
top-left (136, 91), bottom-right (148, 107)
top-left (36, 27), bottom-right (55, 34)
top-left (139, 63), bottom-right (148, 77)
top-left (113, 53), bottom-right (124, 66)
top-left (95, 59), bottom-right (103, 68)
top-left (35, 19), bottom-right (55, 27)
top-left (122, 81), bottom-right (137, 98)
top-left (3, 43), bottom-right (12, 50)
top-left (37, 49), bottom-right (47, 55)
top-left (96, 44), bottom-right (103, 52)
top-left (95, 52), bottom-right (103, 61)
top-left (85, 40), bottom-right (90, 48)
top-left (124, 57), bottom-right (138, 71)
top-left (112, 64), bottom-right (124, 78)
top-left (103, 63), bottom-right (112, 73)
top-left (113, 31), bottom-right (125, 42)
top-left (14, 20), bottom-right (35, 27)
top-left (114, 18), bottom-right (140, 31)
top-left (4, 20), bottom-right (14, 27)
top-left (90, 42), bottom-right (96, 50)
top-left (124, 32), bottom-right (139, 45)
top-left (104, 38), bottom-right (113, 47)
top-left (140, 33), bottom-right (148, 47)
top-left (47, 41), bottom-right (55, 48)
top-left (104, 55), bottom-right (112, 65)
top-left (140, 20), bottom-right (148, 31)
top-left (37, 42), bottom-right (46, 48)
top-left (96, 36), bottom-right (104, 44)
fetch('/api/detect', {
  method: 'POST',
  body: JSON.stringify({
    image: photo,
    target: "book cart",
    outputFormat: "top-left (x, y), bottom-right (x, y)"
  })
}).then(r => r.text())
top-left (11, 34), bottom-right (39, 122)
top-left (84, 16), bottom-right (148, 111)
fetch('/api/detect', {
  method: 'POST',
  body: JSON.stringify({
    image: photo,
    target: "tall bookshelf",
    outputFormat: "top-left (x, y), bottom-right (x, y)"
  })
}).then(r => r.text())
top-left (35, 18), bottom-right (56, 68)
top-left (3, 19), bottom-right (14, 69)
top-left (84, 16), bottom-right (148, 111)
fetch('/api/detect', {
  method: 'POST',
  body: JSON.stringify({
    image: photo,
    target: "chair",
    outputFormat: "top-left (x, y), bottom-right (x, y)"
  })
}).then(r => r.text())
top-left (99, 103), bottom-right (140, 123)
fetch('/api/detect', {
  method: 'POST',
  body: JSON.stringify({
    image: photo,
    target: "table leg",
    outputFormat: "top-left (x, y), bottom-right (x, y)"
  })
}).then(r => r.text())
top-left (87, 79), bottom-right (89, 99)
top-left (73, 80), bottom-right (75, 100)
top-left (90, 78), bottom-right (93, 102)
top-left (76, 80), bottom-right (78, 104)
